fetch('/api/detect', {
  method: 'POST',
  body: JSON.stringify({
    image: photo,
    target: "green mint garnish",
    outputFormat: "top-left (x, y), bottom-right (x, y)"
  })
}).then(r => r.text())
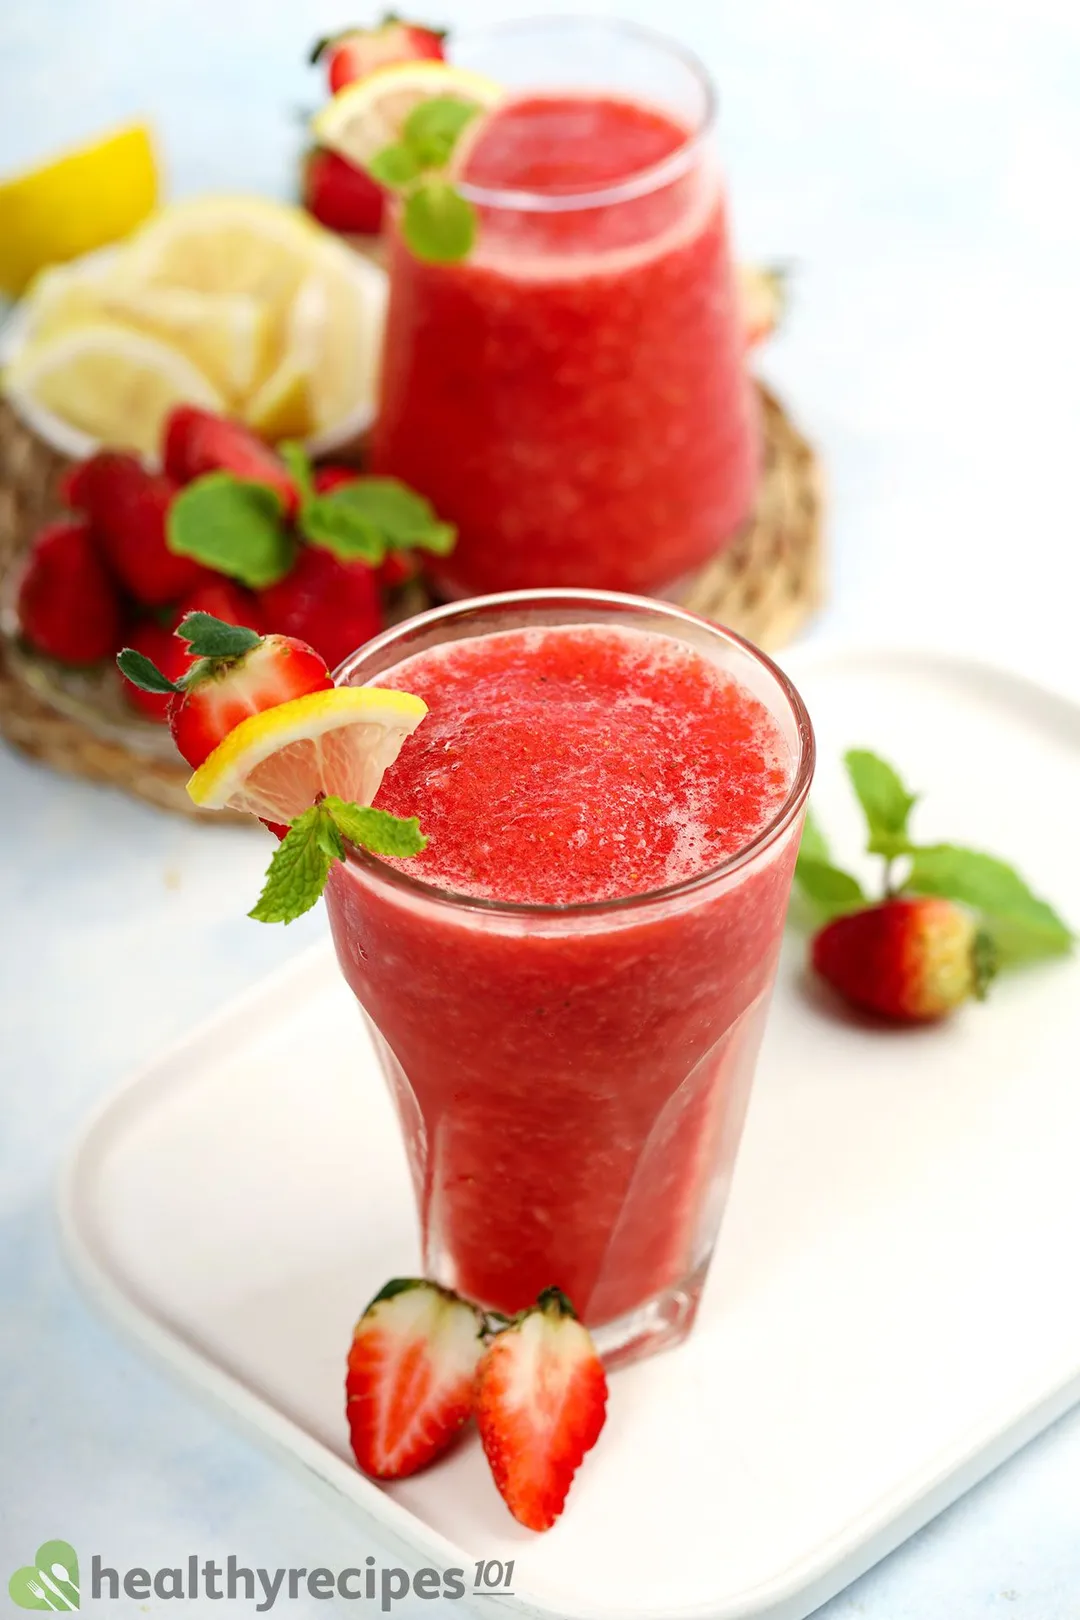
top-left (279, 440), bottom-right (316, 500)
top-left (843, 749), bottom-right (918, 861)
top-left (167, 473), bottom-right (296, 589)
top-left (793, 748), bottom-right (1075, 968)
top-left (250, 795), bottom-right (427, 924)
top-left (906, 845), bottom-right (1073, 964)
top-left (298, 474), bottom-right (457, 562)
top-left (366, 94), bottom-right (482, 264)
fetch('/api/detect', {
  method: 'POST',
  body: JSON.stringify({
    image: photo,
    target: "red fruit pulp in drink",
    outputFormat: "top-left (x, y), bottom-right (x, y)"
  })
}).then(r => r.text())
top-left (372, 92), bottom-right (759, 597)
top-left (325, 625), bottom-right (798, 1329)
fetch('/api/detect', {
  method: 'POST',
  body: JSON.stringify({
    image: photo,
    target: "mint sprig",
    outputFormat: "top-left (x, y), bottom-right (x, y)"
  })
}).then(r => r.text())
top-left (250, 794), bottom-right (427, 924)
top-left (167, 473), bottom-right (296, 588)
top-left (366, 94), bottom-right (483, 264)
top-left (793, 749), bottom-right (1074, 965)
top-left (283, 442), bottom-right (457, 564)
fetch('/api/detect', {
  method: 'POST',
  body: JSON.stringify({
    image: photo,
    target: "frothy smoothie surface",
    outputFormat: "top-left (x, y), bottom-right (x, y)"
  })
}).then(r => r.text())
top-left (371, 625), bottom-right (792, 905)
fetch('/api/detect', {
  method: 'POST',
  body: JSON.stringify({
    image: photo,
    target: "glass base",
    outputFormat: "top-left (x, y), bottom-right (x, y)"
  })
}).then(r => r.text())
top-left (588, 1258), bottom-right (710, 1370)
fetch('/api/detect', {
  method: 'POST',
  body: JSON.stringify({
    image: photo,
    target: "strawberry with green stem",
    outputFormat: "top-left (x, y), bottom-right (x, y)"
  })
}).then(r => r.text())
top-left (795, 749), bottom-right (1073, 1021)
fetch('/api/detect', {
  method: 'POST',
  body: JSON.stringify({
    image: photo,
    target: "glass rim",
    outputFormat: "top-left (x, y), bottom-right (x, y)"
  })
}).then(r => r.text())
top-left (334, 590), bottom-right (815, 920)
top-left (448, 14), bottom-right (718, 215)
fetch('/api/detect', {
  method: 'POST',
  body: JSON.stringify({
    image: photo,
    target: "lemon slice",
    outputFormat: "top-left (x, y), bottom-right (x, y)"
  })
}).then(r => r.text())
top-left (121, 196), bottom-right (319, 317)
top-left (0, 123), bottom-right (157, 297)
top-left (285, 242), bottom-right (388, 445)
top-left (245, 355), bottom-right (314, 440)
top-left (96, 285), bottom-right (275, 399)
top-left (313, 61), bottom-right (502, 172)
top-left (187, 686), bottom-right (428, 821)
top-left (3, 321), bottom-right (224, 456)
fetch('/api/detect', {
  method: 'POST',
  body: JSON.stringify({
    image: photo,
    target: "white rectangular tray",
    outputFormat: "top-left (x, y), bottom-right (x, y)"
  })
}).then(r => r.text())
top-left (59, 646), bottom-right (1080, 1620)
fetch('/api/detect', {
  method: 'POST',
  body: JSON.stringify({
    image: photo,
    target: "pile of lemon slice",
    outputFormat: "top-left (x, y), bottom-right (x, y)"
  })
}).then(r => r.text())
top-left (1, 196), bottom-right (387, 458)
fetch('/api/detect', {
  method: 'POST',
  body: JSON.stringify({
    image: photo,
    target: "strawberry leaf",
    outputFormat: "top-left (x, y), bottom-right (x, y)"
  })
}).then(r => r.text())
top-left (249, 805), bottom-right (343, 924)
top-left (168, 472), bottom-right (296, 589)
top-left (798, 807), bottom-right (830, 867)
top-left (315, 477), bottom-right (457, 556)
top-left (844, 749), bottom-right (918, 858)
top-left (300, 496), bottom-right (386, 563)
top-left (403, 179), bottom-right (476, 264)
top-left (116, 648), bottom-right (181, 694)
top-left (325, 796), bottom-right (428, 856)
top-left (905, 845), bottom-right (1074, 963)
top-left (176, 612), bottom-right (261, 660)
top-left (793, 857), bottom-right (866, 921)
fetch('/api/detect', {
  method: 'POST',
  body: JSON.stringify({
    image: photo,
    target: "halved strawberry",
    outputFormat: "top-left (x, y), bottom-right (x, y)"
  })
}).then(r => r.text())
top-left (346, 1279), bottom-right (486, 1480)
top-left (65, 451), bottom-right (207, 607)
top-left (312, 16), bottom-right (446, 95)
top-left (117, 613), bottom-right (333, 768)
top-left (162, 406), bottom-right (298, 515)
top-left (474, 1288), bottom-right (608, 1532)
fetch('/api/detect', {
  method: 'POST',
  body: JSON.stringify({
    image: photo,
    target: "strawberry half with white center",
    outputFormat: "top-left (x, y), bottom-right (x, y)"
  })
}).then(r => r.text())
top-left (475, 1288), bottom-right (608, 1532)
top-left (312, 16), bottom-right (446, 95)
top-left (117, 612), bottom-right (333, 768)
top-left (346, 1279), bottom-right (486, 1479)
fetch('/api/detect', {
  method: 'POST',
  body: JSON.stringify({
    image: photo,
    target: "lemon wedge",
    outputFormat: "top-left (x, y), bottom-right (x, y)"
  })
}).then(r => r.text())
top-left (187, 686), bottom-right (428, 821)
top-left (0, 124), bottom-right (157, 297)
top-left (312, 61), bottom-right (502, 173)
top-left (3, 321), bottom-right (224, 457)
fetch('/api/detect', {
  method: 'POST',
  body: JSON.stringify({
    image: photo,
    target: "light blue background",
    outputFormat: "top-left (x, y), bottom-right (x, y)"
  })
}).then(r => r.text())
top-left (3, 0), bottom-right (1080, 1615)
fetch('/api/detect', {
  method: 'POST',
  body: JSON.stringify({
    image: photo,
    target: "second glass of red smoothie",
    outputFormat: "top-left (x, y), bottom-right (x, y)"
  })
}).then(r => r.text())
top-left (373, 18), bottom-right (760, 599)
top-left (324, 593), bottom-right (813, 1367)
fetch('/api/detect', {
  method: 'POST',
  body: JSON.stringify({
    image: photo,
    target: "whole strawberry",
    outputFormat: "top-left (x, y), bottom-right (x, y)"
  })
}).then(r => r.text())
top-left (303, 147), bottom-right (385, 235)
top-left (258, 544), bottom-right (382, 672)
top-left (812, 897), bottom-right (995, 1022)
top-left (346, 1279), bottom-right (486, 1480)
top-left (311, 15), bottom-right (445, 94)
top-left (118, 612), bottom-right (333, 768)
top-left (18, 519), bottom-right (122, 664)
top-left (176, 578), bottom-right (264, 635)
top-left (475, 1288), bottom-right (608, 1532)
top-left (65, 451), bottom-right (207, 607)
top-left (163, 406), bottom-right (298, 516)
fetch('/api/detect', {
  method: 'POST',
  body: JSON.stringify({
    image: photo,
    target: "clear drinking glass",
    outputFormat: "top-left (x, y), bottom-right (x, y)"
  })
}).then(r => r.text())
top-left (372, 17), bottom-right (760, 600)
top-left (324, 592), bottom-right (813, 1368)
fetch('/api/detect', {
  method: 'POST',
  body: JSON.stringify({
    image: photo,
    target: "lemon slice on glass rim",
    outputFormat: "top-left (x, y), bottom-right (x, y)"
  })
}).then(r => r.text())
top-left (187, 686), bottom-right (428, 823)
top-left (312, 60), bottom-right (503, 172)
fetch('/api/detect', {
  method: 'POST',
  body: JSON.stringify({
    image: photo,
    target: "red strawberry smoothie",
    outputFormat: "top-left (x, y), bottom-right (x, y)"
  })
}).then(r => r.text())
top-left (372, 91), bottom-right (759, 597)
top-left (325, 609), bottom-right (811, 1358)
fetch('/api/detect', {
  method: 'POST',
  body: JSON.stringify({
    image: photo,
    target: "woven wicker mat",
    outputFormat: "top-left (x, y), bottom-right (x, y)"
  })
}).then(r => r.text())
top-left (0, 384), bottom-right (823, 820)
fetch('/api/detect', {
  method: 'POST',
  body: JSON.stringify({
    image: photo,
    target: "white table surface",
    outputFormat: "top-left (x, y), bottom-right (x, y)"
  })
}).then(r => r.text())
top-left (2, 0), bottom-right (1079, 1613)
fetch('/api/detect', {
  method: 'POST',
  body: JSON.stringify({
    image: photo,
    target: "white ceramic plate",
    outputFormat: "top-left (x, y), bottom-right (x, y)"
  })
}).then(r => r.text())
top-left (58, 646), bottom-right (1080, 1620)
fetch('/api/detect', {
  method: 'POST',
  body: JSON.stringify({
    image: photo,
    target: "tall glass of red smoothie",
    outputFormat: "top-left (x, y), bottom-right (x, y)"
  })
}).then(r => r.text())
top-left (373, 18), bottom-right (760, 599)
top-left (324, 593), bottom-right (813, 1367)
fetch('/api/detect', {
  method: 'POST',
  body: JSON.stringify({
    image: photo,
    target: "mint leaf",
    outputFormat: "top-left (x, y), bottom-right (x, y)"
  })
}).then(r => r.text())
top-left (279, 440), bottom-right (315, 500)
top-left (844, 749), bottom-right (918, 858)
top-left (300, 494), bottom-right (385, 563)
top-left (317, 477), bottom-right (456, 556)
top-left (249, 805), bottom-right (343, 924)
top-left (168, 472), bottom-right (296, 589)
top-left (403, 179), bottom-right (476, 264)
top-left (325, 797), bottom-right (427, 857)
top-left (402, 96), bottom-right (481, 168)
top-left (798, 807), bottom-right (830, 867)
top-left (906, 844), bottom-right (1074, 963)
top-left (116, 648), bottom-right (181, 694)
top-left (794, 857), bottom-right (866, 921)
top-left (176, 612), bottom-right (261, 660)
top-left (368, 142), bottom-right (422, 189)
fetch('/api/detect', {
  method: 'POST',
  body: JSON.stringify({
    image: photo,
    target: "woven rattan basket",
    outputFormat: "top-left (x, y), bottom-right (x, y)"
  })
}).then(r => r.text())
top-left (0, 382), bottom-right (823, 819)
